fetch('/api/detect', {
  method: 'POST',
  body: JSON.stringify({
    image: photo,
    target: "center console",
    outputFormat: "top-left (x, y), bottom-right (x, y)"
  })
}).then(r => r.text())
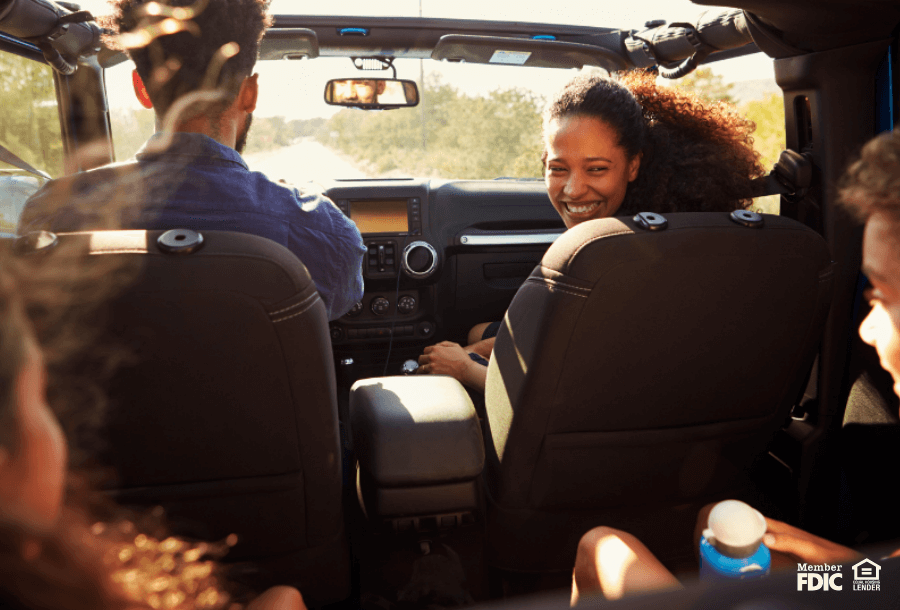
top-left (329, 194), bottom-right (440, 346)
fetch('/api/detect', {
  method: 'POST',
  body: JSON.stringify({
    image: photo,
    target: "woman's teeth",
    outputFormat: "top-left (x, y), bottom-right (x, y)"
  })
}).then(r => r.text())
top-left (566, 201), bottom-right (599, 214)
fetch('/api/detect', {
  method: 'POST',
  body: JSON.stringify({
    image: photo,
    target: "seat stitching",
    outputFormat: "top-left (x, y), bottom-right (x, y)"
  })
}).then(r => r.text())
top-left (89, 248), bottom-right (149, 254)
top-left (526, 276), bottom-right (591, 295)
top-left (566, 228), bottom-right (634, 265)
top-left (271, 296), bottom-right (321, 322)
top-left (269, 292), bottom-right (319, 316)
top-left (524, 277), bottom-right (588, 298)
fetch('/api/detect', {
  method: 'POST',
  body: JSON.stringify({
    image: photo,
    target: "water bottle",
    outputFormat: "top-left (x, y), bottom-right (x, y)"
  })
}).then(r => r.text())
top-left (699, 500), bottom-right (771, 581)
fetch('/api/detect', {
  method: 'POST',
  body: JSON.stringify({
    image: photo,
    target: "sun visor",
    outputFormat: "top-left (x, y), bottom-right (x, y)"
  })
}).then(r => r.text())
top-left (431, 34), bottom-right (627, 72)
top-left (260, 27), bottom-right (319, 60)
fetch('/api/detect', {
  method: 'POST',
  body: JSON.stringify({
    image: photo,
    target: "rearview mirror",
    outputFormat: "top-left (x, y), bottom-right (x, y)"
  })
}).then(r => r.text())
top-left (325, 78), bottom-right (419, 109)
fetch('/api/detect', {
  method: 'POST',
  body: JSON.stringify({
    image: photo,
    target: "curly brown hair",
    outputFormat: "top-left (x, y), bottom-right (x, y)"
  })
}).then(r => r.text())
top-left (109, 0), bottom-right (271, 120)
top-left (543, 70), bottom-right (764, 215)
top-left (839, 129), bottom-right (900, 223)
top-left (0, 507), bottom-right (243, 610)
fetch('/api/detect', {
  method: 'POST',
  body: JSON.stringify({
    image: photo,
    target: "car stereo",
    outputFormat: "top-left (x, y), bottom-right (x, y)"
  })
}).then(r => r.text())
top-left (334, 197), bottom-right (422, 236)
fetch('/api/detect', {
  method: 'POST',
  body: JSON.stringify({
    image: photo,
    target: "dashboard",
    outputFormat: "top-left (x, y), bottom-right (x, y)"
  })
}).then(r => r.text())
top-left (322, 178), bottom-right (565, 375)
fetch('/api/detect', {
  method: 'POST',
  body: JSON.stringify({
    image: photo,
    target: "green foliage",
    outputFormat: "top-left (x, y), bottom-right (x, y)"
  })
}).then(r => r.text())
top-left (673, 67), bottom-right (736, 104)
top-left (0, 52), bottom-right (64, 177)
top-left (742, 92), bottom-right (786, 171)
top-left (743, 93), bottom-right (786, 216)
top-left (243, 116), bottom-right (329, 155)
top-left (108, 107), bottom-right (330, 160)
top-left (319, 75), bottom-right (544, 179)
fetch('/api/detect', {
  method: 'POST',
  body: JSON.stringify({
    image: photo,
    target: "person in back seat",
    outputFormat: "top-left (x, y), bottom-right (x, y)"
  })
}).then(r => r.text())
top-left (570, 128), bottom-right (900, 603)
top-left (418, 71), bottom-right (764, 392)
top-left (18, 0), bottom-right (365, 321)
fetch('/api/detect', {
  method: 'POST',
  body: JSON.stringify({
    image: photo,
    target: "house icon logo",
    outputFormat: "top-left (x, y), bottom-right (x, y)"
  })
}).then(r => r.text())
top-left (851, 558), bottom-right (881, 591)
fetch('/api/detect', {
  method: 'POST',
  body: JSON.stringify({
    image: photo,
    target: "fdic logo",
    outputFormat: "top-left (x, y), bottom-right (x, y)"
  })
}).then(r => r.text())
top-left (797, 564), bottom-right (842, 591)
top-left (796, 559), bottom-right (882, 592)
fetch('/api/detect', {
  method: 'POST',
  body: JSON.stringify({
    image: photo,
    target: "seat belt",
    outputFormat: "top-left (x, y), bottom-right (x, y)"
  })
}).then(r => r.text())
top-left (0, 142), bottom-right (51, 181)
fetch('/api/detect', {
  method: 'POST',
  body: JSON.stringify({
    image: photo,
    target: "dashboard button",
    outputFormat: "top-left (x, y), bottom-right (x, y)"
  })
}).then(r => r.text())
top-left (417, 321), bottom-right (434, 337)
top-left (397, 295), bottom-right (416, 314)
top-left (371, 297), bottom-right (390, 316)
top-left (330, 326), bottom-right (343, 342)
top-left (346, 301), bottom-right (363, 317)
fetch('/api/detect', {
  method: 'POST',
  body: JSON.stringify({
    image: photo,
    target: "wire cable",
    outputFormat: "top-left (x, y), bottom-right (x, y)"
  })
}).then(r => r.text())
top-left (382, 264), bottom-right (404, 376)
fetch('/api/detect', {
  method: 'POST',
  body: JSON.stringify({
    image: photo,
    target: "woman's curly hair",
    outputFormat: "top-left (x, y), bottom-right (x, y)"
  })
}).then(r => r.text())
top-left (543, 70), bottom-right (765, 215)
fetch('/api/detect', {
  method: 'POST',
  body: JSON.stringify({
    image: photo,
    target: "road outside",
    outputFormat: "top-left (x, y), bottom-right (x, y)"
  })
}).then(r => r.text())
top-left (243, 137), bottom-right (370, 183)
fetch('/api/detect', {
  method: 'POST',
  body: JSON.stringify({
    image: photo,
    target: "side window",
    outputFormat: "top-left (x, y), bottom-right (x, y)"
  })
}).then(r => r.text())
top-left (0, 50), bottom-right (63, 235)
top-left (105, 60), bottom-right (156, 161)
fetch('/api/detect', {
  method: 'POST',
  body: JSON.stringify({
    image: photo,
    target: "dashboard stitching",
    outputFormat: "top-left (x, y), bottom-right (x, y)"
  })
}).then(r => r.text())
top-left (269, 292), bottom-right (319, 316)
top-left (271, 296), bottom-right (321, 323)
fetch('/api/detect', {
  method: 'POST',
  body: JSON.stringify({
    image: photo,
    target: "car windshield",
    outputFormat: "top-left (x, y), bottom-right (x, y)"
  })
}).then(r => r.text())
top-left (92, 0), bottom-right (781, 187)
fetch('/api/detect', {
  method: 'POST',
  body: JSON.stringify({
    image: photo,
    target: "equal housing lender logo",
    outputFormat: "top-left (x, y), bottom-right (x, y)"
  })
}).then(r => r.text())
top-left (796, 559), bottom-right (882, 592)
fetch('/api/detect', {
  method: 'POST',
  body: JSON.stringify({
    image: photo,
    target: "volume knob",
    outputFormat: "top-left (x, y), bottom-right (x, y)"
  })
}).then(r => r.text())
top-left (401, 241), bottom-right (438, 278)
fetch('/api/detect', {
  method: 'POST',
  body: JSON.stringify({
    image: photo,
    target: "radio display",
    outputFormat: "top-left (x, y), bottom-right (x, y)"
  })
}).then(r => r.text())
top-left (349, 199), bottom-right (409, 234)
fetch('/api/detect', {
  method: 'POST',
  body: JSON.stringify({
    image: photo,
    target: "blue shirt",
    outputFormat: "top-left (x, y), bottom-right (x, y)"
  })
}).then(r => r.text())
top-left (20, 133), bottom-right (365, 320)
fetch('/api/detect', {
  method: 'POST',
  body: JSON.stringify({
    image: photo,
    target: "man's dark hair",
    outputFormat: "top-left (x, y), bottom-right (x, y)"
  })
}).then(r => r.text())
top-left (840, 129), bottom-right (900, 223)
top-left (112, 0), bottom-right (271, 120)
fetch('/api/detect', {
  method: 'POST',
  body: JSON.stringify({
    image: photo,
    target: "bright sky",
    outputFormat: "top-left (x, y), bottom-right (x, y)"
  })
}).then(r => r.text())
top-left (87, 0), bottom-right (775, 119)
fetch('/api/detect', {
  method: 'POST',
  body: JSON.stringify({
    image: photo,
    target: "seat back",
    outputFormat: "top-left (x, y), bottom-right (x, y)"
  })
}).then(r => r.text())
top-left (56, 230), bottom-right (348, 604)
top-left (483, 213), bottom-right (834, 572)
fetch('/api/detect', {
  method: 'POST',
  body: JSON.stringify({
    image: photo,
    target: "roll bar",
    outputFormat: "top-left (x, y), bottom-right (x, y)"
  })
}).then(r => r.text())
top-left (0, 0), bottom-right (103, 74)
top-left (625, 9), bottom-right (755, 78)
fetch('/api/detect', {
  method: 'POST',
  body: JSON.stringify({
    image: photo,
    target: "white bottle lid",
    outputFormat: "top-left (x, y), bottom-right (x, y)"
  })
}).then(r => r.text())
top-left (704, 500), bottom-right (767, 551)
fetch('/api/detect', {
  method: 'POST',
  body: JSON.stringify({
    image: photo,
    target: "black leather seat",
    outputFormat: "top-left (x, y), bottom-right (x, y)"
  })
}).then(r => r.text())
top-left (482, 212), bottom-right (834, 574)
top-left (53, 229), bottom-right (348, 605)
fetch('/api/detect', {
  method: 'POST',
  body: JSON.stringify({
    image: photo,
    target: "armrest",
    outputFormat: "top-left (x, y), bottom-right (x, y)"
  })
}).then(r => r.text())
top-left (350, 376), bottom-right (485, 522)
top-left (351, 376), bottom-right (484, 485)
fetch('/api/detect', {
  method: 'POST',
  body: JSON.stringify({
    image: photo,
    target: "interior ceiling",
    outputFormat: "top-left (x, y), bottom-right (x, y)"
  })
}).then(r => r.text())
top-left (693, 0), bottom-right (900, 53)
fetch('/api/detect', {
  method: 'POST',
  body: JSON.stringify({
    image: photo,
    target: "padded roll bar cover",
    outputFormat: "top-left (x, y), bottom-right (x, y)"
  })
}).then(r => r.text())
top-left (351, 376), bottom-right (485, 487)
top-left (633, 9), bottom-right (751, 66)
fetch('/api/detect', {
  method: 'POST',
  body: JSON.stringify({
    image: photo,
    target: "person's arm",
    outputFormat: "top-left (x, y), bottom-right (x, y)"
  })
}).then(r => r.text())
top-left (466, 337), bottom-right (495, 359)
top-left (323, 199), bottom-right (365, 320)
top-left (289, 191), bottom-right (366, 320)
top-left (247, 586), bottom-right (306, 610)
top-left (417, 341), bottom-right (487, 392)
top-left (571, 526), bottom-right (681, 604)
top-left (763, 518), bottom-right (862, 568)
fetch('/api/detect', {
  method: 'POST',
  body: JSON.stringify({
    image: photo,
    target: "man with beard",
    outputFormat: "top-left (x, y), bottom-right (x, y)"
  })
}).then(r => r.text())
top-left (19, 0), bottom-right (364, 320)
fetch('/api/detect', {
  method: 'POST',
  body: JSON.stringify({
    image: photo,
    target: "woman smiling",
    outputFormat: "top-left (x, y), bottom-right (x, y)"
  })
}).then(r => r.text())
top-left (420, 70), bottom-right (765, 390)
